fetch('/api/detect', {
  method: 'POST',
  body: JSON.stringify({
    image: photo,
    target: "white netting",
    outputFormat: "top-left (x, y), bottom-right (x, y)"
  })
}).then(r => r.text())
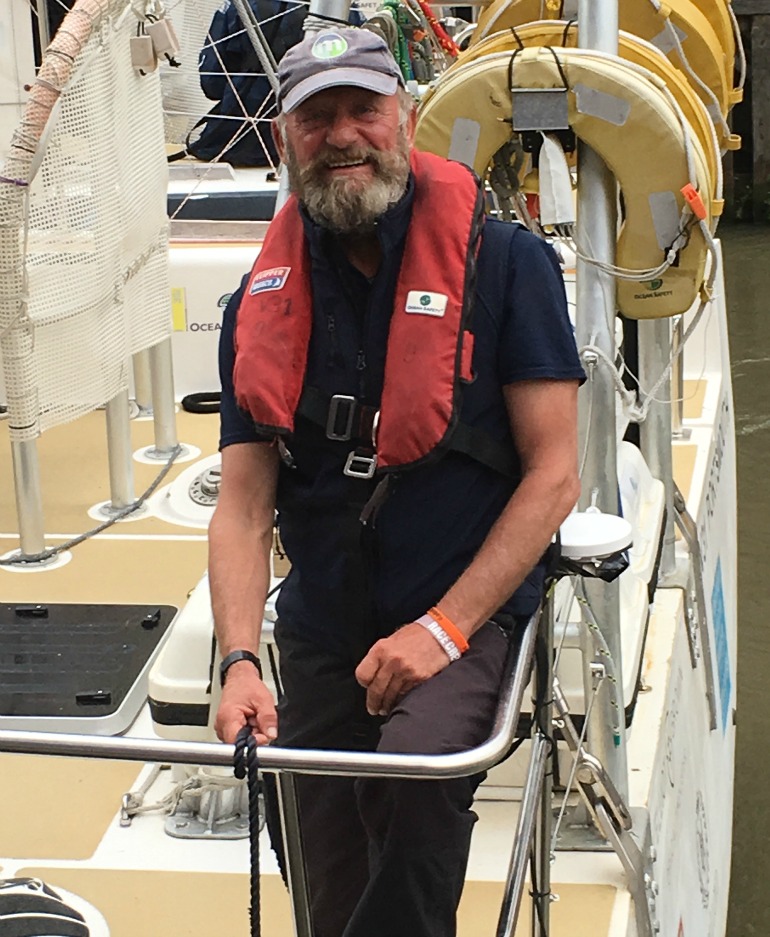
top-left (0, 0), bottom-right (170, 441)
top-left (160, 0), bottom-right (223, 144)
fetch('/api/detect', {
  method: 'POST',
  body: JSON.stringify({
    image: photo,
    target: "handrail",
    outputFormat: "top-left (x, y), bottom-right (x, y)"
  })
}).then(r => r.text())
top-left (0, 611), bottom-right (539, 780)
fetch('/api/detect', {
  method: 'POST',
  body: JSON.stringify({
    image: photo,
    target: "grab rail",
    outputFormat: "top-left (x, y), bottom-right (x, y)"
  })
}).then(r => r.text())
top-left (0, 609), bottom-right (552, 937)
top-left (0, 612), bottom-right (538, 779)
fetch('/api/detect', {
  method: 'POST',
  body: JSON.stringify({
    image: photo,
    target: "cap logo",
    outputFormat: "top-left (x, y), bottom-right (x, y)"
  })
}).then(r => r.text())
top-left (311, 33), bottom-right (348, 60)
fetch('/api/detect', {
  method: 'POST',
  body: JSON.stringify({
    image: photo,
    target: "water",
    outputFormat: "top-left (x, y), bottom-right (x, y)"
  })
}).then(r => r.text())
top-left (723, 226), bottom-right (770, 937)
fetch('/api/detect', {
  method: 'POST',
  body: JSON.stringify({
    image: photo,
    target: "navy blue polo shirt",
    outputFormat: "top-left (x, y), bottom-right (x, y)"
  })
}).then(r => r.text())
top-left (218, 177), bottom-right (585, 650)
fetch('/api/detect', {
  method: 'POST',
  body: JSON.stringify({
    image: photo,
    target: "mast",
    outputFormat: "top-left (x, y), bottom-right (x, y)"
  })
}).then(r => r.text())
top-left (574, 0), bottom-right (629, 802)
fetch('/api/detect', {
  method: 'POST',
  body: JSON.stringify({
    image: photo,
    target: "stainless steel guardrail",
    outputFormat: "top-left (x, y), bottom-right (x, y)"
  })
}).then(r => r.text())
top-left (0, 610), bottom-right (548, 937)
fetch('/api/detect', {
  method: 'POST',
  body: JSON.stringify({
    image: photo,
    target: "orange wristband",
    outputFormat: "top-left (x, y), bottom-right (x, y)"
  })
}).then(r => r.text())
top-left (428, 606), bottom-right (470, 654)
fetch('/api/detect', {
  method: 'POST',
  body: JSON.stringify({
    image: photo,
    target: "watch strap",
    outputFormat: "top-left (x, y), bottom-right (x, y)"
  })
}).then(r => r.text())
top-left (220, 649), bottom-right (263, 687)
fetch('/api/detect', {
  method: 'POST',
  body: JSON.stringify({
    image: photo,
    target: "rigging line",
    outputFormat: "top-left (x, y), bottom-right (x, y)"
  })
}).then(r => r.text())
top-left (631, 301), bottom-right (709, 421)
top-left (577, 358), bottom-right (596, 480)
top-left (194, 3), bottom-right (282, 142)
top-left (169, 120), bottom-right (267, 222)
top-left (550, 671), bottom-right (602, 853)
top-left (23, 0), bottom-right (75, 19)
top-left (169, 25), bottom-right (278, 210)
top-left (552, 576), bottom-right (578, 674)
top-left (727, 1), bottom-right (747, 91)
top-left (230, 0), bottom-right (280, 91)
top-left (0, 443), bottom-right (183, 566)
top-left (575, 584), bottom-right (622, 743)
top-left (199, 0), bottom-right (311, 54)
top-left (664, 19), bottom-right (732, 143)
top-left (612, 303), bottom-right (714, 411)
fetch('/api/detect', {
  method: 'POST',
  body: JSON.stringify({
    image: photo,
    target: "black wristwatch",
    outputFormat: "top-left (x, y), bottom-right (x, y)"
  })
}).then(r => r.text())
top-left (220, 649), bottom-right (263, 687)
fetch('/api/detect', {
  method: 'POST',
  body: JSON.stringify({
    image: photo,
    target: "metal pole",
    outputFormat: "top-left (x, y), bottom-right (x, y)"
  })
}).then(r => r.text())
top-left (671, 316), bottom-right (685, 438)
top-left (147, 338), bottom-right (180, 459)
top-left (33, 0), bottom-right (51, 53)
top-left (304, 0), bottom-right (353, 29)
top-left (132, 349), bottom-right (153, 415)
top-left (532, 596), bottom-right (555, 936)
top-left (9, 438), bottom-right (46, 557)
top-left (271, 0), bottom-right (355, 214)
top-left (575, 0), bottom-right (628, 803)
top-left (230, 0), bottom-right (280, 94)
top-left (638, 318), bottom-right (676, 577)
top-left (104, 390), bottom-right (135, 512)
top-left (277, 773), bottom-right (314, 937)
top-left (495, 735), bottom-right (548, 937)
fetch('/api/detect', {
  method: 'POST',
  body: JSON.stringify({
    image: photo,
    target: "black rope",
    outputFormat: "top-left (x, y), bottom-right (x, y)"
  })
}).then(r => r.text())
top-left (181, 391), bottom-right (221, 414)
top-left (234, 725), bottom-right (261, 937)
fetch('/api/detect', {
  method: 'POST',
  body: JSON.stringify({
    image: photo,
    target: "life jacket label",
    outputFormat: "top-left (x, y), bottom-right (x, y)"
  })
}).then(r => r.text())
top-left (249, 266), bottom-right (291, 295)
top-left (405, 290), bottom-right (448, 317)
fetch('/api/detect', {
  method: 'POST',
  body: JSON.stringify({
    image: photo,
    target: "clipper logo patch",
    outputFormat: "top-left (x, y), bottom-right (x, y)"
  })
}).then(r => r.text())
top-left (249, 266), bottom-right (291, 295)
top-left (405, 291), bottom-right (448, 317)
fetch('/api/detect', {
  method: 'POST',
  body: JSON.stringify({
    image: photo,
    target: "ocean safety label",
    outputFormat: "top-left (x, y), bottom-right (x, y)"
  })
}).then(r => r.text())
top-left (405, 291), bottom-right (448, 317)
top-left (249, 266), bottom-right (291, 295)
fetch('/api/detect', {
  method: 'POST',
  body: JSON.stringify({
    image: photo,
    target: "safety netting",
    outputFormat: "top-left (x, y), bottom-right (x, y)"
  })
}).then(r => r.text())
top-left (159, 0), bottom-right (221, 145)
top-left (0, 0), bottom-right (170, 442)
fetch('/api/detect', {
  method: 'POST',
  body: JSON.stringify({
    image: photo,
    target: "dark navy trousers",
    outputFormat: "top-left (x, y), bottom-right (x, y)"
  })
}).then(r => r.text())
top-left (264, 619), bottom-right (513, 937)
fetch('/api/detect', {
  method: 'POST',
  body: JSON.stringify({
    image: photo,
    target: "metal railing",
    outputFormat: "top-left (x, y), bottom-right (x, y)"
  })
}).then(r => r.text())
top-left (0, 610), bottom-right (554, 937)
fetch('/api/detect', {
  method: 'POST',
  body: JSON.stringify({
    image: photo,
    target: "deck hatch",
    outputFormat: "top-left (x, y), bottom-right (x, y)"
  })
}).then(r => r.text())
top-left (0, 604), bottom-right (177, 728)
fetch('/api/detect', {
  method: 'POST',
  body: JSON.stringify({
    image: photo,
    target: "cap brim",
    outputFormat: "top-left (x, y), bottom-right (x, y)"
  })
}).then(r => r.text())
top-left (281, 68), bottom-right (399, 114)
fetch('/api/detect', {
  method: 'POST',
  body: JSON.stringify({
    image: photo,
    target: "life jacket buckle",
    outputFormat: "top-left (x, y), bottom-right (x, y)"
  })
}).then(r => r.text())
top-left (343, 450), bottom-right (377, 479)
top-left (327, 394), bottom-right (357, 441)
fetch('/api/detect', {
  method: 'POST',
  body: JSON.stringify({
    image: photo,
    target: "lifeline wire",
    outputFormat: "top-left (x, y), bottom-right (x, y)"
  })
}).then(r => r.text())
top-left (0, 443), bottom-right (182, 566)
top-left (550, 669), bottom-right (602, 853)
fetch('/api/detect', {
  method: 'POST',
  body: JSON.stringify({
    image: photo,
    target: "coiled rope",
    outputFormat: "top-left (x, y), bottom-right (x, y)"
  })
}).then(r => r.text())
top-left (234, 725), bottom-right (262, 937)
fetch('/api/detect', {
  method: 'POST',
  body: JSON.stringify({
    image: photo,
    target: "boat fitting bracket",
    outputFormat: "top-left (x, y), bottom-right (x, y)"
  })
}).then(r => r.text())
top-left (672, 484), bottom-right (719, 731)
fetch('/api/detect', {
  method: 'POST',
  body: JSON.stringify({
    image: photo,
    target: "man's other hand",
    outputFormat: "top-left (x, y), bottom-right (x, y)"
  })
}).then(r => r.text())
top-left (354, 622), bottom-right (451, 716)
top-left (215, 664), bottom-right (278, 745)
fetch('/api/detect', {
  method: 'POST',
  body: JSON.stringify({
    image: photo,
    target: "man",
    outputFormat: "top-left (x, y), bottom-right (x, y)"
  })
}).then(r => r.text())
top-left (209, 26), bottom-right (584, 937)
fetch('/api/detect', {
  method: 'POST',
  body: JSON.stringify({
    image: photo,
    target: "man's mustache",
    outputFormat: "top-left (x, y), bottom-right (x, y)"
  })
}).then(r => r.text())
top-left (302, 148), bottom-right (382, 178)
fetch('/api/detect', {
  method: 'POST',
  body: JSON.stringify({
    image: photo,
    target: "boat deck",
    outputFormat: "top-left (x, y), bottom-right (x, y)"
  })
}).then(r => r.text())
top-left (0, 381), bottom-right (708, 936)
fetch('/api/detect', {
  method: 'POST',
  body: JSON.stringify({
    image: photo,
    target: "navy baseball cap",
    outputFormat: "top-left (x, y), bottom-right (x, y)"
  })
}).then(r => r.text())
top-left (277, 27), bottom-right (405, 114)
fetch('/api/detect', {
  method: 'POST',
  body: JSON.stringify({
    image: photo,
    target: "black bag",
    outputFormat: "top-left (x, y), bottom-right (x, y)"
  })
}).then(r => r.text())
top-left (183, 0), bottom-right (307, 167)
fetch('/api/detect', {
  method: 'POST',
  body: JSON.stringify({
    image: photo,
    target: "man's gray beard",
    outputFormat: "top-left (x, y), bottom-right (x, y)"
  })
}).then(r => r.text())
top-left (284, 133), bottom-right (411, 234)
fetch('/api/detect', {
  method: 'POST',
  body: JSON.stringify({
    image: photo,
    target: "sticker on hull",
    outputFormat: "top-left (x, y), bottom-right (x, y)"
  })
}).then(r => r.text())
top-left (711, 558), bottom-right (731, 732)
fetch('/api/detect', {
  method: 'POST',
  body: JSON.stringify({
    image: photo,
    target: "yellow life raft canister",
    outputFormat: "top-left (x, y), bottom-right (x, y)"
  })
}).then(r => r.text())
top-left (471, 0), bottom-right (740, 137)
top-left (443, 20), bottom-right (724, 183)
top-left (415, 45), bottom-right (719, 319)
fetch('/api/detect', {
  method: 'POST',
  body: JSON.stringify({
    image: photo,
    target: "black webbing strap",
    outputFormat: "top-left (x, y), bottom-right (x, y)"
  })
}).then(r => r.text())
top-left (234, 726), bottom-right (261, 937)
top-left (298, 386), bottom-right (518, 478)
top-left (447, 421), bottom-right (518, 478)
top-left (298, 386), bottom-right (378, 444)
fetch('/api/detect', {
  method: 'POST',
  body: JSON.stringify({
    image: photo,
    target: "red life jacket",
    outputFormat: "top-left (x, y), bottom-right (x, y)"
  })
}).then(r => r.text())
top-left (233, 149), bottom-right (487, 473)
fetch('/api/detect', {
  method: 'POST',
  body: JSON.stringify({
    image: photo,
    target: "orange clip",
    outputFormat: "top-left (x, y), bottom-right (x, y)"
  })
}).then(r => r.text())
top-left (681, 183), bottom-right (707, 221)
